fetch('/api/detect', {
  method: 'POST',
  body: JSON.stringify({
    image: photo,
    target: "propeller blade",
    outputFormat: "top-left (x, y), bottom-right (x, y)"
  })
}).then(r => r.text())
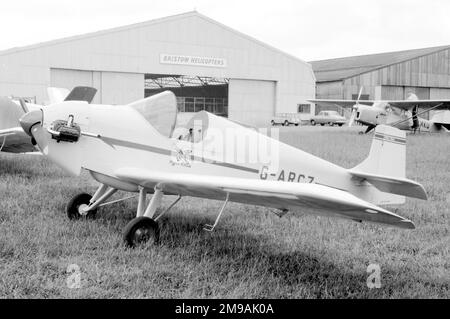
top-left (356, 87), bottom-right (363, 103)
top-left (19, 98), bottom-right (29, 114)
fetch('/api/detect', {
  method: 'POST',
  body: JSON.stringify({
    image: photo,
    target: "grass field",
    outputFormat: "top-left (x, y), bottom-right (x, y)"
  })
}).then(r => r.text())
top-left (0, 127), bottom-right (448, 298)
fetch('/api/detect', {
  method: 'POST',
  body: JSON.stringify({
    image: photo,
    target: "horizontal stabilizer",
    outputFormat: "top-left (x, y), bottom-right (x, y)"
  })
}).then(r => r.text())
top-left (349, 170), bottom-right (427, 200)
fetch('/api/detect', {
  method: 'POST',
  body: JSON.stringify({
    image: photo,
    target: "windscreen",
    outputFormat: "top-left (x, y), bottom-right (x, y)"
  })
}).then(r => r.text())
top-left (128, 91), bottom-right (178, 138)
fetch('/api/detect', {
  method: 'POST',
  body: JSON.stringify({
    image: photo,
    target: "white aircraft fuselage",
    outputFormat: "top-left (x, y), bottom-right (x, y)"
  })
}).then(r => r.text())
top-left (19, 91), bottom-right (427, 246)
top-left (26, 101), bottom-right (402, 208)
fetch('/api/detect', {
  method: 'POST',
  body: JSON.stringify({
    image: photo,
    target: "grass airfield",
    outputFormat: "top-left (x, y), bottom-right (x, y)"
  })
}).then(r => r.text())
top-left (0, 126), bottom-right (448, 298)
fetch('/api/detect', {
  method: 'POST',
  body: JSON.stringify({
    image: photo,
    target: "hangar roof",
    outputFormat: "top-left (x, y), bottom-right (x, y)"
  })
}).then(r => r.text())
top-left (0, 11), bottom-right (307, 65)
top-left (310, 45), bottom-right (450, 82)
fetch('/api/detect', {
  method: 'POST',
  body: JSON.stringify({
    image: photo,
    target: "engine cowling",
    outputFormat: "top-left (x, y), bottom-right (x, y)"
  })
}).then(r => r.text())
top-left (355, 104), bottom-right (386, 126)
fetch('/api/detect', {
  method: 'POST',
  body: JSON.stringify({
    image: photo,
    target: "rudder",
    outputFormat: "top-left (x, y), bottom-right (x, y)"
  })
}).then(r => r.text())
top-left (349, 125), bottom-right (427, 204)
top-left (353, 125), bottom-right (406, 178)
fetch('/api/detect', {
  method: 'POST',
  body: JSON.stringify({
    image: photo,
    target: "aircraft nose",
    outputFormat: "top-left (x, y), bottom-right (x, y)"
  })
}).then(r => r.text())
top-left (19, 110), bottom-right (43, 136)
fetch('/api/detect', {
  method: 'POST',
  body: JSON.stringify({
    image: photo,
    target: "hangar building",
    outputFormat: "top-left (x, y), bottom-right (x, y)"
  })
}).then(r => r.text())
top-left (0, 11), bottom-right (315, 127)
top-left (311, 45), bottom-right (450, 117)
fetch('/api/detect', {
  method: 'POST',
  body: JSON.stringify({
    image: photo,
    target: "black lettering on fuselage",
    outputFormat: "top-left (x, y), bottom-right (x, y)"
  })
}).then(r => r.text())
top-left (260, 168), bottom-right (315, 184)
top-left (260, 166), bottom-right (268, 180)
top-left (288, 172), bottom-right (296, 182)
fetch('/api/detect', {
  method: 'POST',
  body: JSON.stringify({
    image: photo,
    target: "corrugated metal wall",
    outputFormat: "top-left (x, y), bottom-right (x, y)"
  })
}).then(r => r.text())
top-left (378, 86), bottom-right (431, 100)
top-left (312, 48), bottom-right (450, 110)
top-left (344, 48), bottom-right (450, 90)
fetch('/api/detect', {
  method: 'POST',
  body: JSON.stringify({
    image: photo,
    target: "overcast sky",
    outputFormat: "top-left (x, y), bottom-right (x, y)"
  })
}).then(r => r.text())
top-left (1, 0), bottom-right (449, 61)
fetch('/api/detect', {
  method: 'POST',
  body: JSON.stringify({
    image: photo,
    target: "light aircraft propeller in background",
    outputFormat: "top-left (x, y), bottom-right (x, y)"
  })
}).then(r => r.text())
top-left (19, 88), bottom-right (427, 248)
top-left (348, 87), bottom-right (364, 127)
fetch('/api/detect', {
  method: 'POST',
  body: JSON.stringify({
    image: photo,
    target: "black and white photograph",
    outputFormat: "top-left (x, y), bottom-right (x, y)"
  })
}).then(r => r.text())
top-left (0, 0), bottom-right (448, 307)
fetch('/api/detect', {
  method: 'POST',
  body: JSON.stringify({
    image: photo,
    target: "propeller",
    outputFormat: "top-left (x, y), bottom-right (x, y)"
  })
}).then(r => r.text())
top-left (349, 87), bottom-right (363, 127)
top-left (18, 98), bottom-right (30, 114)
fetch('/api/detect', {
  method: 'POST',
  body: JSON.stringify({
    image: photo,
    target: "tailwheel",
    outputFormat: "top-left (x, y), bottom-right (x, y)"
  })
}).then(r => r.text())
top-left (123, 216), bottom-right (160, 248)
top-left (66, 193), bottom-right (97, 220)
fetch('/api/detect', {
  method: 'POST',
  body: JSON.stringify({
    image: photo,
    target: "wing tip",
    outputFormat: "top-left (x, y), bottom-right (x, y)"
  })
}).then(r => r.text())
top-left (409, 183), bottom-right (428, 200)
top-left (417, 186), bottom-right (428, 201)
top-left (397, 219), bottom-right (416, 229)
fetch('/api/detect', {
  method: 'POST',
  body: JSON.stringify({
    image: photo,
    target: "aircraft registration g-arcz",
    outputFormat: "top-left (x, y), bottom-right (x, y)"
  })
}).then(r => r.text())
top-left (309, 89), bottom-right (450, 134)
top-left (0, 87), bottom-right (95, 154)
top-left (19, 89), bottom-right (428, 247)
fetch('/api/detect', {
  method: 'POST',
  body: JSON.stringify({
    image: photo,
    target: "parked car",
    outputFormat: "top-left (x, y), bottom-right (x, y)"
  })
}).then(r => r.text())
top-left (271, 114), bottom-right (300, 126)
top-left (310, 111), bottom-right (346, 126)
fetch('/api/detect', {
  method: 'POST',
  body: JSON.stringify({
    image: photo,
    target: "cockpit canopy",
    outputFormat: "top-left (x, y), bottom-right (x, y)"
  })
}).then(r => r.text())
top-left (128, 91), bottom-right (178, 138)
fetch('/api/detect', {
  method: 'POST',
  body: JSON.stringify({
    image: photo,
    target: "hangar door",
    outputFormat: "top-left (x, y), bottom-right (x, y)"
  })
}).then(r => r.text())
top-left (50, 68), bottom-right (144, 105)
top-left (228, 79), bottom-right (275, 127)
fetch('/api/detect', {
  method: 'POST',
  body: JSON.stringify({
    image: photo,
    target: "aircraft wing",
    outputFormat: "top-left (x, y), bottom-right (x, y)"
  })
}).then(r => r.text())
top-left (114, 168), bottom-right (415, 229)
top-left (307, 99), bottom-right (375, 108)
top-left (387, 99), bottom-right (450, 110)
top-left (308, 99), bottom-right (450, 110)
top-left (0, 127), bottom-right (35, 153)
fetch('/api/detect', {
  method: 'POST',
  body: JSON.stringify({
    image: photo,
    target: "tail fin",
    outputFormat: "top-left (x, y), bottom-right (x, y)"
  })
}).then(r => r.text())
top-left (354, 125), bottom-right (406, 177)
top-left (349, 125), bottom-right (427, 203)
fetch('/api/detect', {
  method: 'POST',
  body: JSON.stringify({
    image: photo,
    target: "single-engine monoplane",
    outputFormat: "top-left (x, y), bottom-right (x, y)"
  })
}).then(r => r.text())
top-left (309, 89), bottom-right (450, 134)
top-left (20, 89), bottom-right (427, 247)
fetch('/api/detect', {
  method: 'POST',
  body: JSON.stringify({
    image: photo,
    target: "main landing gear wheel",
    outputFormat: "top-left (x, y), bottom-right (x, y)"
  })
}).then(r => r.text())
top-left (66, 193), bottom-right (97, 220)
top-left (123, 217), bottom-right (160, 248)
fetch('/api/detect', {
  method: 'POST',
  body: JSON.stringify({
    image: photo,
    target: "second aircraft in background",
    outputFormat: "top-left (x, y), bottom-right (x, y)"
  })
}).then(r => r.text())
top-left (309, 88), bottom-right (450, 134)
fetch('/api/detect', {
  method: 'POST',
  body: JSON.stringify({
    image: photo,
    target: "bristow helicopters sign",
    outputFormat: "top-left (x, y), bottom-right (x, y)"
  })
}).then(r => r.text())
top-left (160, 54), bottom-right (227, 68)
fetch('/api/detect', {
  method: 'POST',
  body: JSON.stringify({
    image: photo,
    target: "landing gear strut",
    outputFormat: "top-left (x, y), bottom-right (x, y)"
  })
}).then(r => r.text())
top-left (122, 186), bottom-right (182, 248)
top-left (66, 183), bottom-right (183, 248)
top-left (66, 183), bottom-right (231, 248)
